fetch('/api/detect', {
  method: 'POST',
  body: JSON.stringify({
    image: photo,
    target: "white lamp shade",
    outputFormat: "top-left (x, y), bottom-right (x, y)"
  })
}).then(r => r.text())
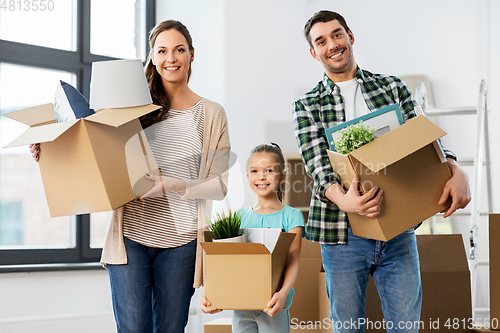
top-left (90, 59), bottom-right (152, 109)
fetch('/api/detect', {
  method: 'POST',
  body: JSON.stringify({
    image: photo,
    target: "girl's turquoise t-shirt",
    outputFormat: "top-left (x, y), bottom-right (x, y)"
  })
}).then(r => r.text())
top-left (237, 205), bottom-right (305, 311)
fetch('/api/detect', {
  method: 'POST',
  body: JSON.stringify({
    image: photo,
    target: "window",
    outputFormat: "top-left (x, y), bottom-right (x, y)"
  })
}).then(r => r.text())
top-left (0, 0), bottom-right (155, 270)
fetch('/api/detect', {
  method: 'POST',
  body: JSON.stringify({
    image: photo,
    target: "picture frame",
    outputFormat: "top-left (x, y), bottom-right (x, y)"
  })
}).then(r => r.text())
top-left (325, 103), bottom-right (405, 151)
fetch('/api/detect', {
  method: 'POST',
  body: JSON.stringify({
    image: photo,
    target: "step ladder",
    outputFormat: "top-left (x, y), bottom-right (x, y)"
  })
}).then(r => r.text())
top-left (415, 80), bottom-right (493, 321)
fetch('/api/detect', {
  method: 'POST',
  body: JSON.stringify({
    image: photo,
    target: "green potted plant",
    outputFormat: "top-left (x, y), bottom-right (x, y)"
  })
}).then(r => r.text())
top-left (207, 210), bottom-right (245, 243)
top-left (334, 121), bottom-right (376, 154)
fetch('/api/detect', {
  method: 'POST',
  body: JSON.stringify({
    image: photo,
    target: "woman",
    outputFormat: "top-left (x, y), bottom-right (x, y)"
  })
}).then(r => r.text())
top-left (32, 20), bottom-right (230, 333)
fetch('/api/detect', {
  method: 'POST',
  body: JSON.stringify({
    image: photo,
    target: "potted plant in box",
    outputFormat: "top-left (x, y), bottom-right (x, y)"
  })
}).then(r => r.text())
top-left (334, 121), bottom-right (376, 154)
top-left (207, 210), bottom-right (245, 243)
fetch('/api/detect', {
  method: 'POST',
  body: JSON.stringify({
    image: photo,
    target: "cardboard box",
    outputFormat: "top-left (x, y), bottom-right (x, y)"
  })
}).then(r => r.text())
top-left (327, 116), bottom-right (451, 241)
top-left (3, 103), bottom-right (160, 217)
top-left (364, 234), bottom-right (472, 332)
top-left (204, 318), bottom-right (232, 333)
top-left (289, 239), bottom-right (323, 324)
top-left (201, 229), bottom-right (295, 310)
top-left (490, 214), bottom-right (500, 330)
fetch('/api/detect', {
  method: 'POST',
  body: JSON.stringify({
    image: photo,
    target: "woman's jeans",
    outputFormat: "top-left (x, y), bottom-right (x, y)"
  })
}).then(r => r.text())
top-left (321, 227), bottom-right (422, 333)
top-left (107, 237), bottom-right (197, 333)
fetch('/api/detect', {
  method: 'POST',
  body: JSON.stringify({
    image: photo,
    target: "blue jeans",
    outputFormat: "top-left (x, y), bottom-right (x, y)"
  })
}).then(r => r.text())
top-left (232, 309), bottom-right (290, 333)
top-left (107, 237), bottom-right (197, 333)
top-left (321, 228), bottom-right (422, 333)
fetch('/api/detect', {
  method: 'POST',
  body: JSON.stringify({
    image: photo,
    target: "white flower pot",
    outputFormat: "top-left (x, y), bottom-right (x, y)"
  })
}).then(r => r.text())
top-left (212, 234), bottom-right (246, 243)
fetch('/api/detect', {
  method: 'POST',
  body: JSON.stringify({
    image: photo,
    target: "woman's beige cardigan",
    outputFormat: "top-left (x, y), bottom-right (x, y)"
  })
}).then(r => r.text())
top-left (100, 98), bottom-right (231, 288)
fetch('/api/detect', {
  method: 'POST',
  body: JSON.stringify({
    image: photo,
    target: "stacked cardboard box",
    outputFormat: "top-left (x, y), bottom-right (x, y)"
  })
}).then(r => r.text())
top-left (204, 318), bottom-right (232, 333)
top-left (288, 237), bottom-right (323, 325)
top-left (363, 234), bottom-right (472, 332)
top-left (318, 234), bottom-right (472, 333)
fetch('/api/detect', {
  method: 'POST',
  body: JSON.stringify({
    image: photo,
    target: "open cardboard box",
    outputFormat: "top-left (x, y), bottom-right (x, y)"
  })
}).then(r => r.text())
top-left (3, 103), bottom-right (161, 217)
top-left (361, 234), bottom-right (472, 333)
top-left (327, 116), bottom-right (451, 241)
top-left (201, 229), bottom-right (295, 310)
top-left (2, 59), bottom-right (162, 217)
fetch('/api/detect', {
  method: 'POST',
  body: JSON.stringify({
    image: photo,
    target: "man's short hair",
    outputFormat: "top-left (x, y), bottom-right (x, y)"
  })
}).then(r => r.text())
top-left (304, 10), bottom-right (350, 48)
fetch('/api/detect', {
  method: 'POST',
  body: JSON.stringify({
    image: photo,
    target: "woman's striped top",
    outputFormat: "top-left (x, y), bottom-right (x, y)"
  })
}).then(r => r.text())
top-left (122, 99), bottom-right (204, 248)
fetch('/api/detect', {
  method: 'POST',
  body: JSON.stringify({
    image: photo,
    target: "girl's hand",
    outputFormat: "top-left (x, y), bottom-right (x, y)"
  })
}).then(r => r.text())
top-left (29, 143), bottom-right (40, 162)
top-left (200, 288), bottom-right (222, 314)
top-left (263, 291), bottom-right (286, 317)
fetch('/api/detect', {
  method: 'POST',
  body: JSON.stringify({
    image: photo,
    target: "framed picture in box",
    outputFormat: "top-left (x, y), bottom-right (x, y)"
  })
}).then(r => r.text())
top-left (325, 104), bottom-right (404, 151)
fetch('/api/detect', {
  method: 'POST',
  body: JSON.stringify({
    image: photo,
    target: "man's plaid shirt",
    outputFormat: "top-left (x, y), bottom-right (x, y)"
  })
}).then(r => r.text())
top-left (293, 67), bottom-right (456, 245)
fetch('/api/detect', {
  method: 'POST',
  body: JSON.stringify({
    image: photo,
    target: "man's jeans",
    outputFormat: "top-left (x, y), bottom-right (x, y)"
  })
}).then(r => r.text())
top-left (321, 227), bottom-right (422, 333)
top-left (107, 237), bottom-right (196, 333)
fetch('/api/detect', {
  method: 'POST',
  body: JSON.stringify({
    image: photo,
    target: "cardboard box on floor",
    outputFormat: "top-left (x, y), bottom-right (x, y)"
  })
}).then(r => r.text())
top-left (327, 116), bottom-right (451, 241)
top-left (288, 208), bottom-right (324, 324)
top-left (3, 103), bottom-right (160, 217)
top-left (490, 214), bottom-right (500, 330)
top-left (201, 229), bottom-right (295, 310)
top-left (204, 318), bottom-right (232, 333)
top-left (289, 238), bottom-right (323, 324)
top-left (360, 234), bottom-right (472, 333)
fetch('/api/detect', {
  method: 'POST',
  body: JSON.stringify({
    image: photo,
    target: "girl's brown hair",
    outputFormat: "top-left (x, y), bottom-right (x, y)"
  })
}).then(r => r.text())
top-left (140, 20), bottom-right (194, 128)
top-left (249, 142), bottom-right (286, 202)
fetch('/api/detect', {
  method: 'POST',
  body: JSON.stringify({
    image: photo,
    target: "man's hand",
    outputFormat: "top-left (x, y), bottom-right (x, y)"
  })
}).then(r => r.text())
top-left (439, 158), bottom-right (471, 218)
top-left (325, 174), bottom-right (383, 217)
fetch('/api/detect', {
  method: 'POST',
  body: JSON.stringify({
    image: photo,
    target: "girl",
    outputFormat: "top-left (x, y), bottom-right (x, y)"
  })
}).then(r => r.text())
top-left (201, 142), bottom-right (304, 333)
top-left (31, 20), bottom-right (230, 333)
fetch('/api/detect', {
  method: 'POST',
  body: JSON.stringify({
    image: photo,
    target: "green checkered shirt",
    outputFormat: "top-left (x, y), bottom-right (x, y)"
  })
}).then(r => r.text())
top-left (293, 67), bottom-right (456, 245)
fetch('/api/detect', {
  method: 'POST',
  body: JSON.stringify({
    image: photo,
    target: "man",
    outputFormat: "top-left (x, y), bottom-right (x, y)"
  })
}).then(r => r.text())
top-left (293, 10), bottom-right (470, 333)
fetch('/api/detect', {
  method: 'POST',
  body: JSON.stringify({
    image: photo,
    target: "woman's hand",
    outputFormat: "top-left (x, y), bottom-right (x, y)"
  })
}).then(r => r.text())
top-left (263, 291), bottom-right (287, 317)
top-left (200, 287), bottom-right (222, 314)
top-left (29, 143), bottom-right (40, 162)
top-left (138, 174), bottom-right (186, 200)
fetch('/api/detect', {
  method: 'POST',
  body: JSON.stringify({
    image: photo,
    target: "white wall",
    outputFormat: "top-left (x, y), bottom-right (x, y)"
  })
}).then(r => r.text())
top-left (0, 2), bottom-right (497, 333)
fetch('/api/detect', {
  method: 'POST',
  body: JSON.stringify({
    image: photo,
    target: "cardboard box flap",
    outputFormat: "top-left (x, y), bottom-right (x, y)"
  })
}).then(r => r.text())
top-left (3, 119), bottom-right (80, 148)
top-left (201, 242), bottom-right (271, 255)
top-left (350, 116), bottom-right (447, 173)
top-left (3, 103), bottom-right (56, 127)
top-left (327, 149), bottom-right (356, 188)
top-left (85, 104), bottom-right (161, 127)
top-left (272, 232), bottom-right (296, 255)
